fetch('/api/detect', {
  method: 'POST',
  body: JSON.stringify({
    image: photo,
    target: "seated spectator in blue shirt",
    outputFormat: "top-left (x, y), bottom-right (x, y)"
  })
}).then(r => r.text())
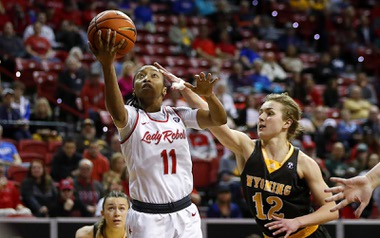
top-left (0, 88), bottom-right (31, 141)
top-left (0, 125), bottom-right (22, 166)
top-left (171, 0), bottom-right (196, 15)
top-left (134, 0), bottom-right (156, 33)
top-left (207, 185), bottom-right (242, 218)
top-left (249, 59), bottom-right (284, 94)
top-left (239, 37), bottom-right (261, 70)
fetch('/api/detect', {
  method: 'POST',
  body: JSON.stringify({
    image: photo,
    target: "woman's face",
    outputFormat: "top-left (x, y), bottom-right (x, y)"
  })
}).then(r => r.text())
top-left (133, 65), bottom-right (166, 99)
top-left (102, 197), bottom-right (129, 228)
top-left (31, 161), bottom-right (44, 178)
top-left (113, 157), bottom-right (125, 173)
top-left (258, 101), bottom-right (289, 140)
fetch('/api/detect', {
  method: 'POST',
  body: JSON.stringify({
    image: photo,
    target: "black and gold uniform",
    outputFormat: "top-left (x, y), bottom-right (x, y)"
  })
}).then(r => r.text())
top-left (240, 140), bottom-right (331, 238)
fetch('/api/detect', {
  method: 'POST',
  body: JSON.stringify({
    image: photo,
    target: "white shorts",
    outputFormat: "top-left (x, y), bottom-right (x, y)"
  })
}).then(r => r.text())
top-left (127, 203), bottom-right (202, 238)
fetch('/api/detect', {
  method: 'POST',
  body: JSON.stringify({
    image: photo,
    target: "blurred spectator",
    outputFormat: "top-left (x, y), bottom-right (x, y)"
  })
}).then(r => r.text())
top-left (102, 152), bottom-right (125, 190)
top-left (21, 160), bottom-right (58, 217)
top-left (95, 177), bottom-right (124, 217)
top-left (50, 178), bottom-right (91, 217)
top-left (228, 61), bottom-right (252, 91)
top-left (11, 81), bottom-right (30, 120)
top-left (303, 74), bottom-right (323, 107)
top-left (324, 142), bottom-right (349, 178)
top-left (24, 22), bottom-right (59, 62)
top-left (168, 14), bottom-right (195, 57)
top-left (215, 82), bottom-right (238, 124)
top-left (356, 15), bottom-right (376, 46)
top-left (51, 137), bottom-right (82, 182)
top-left (235, 93), bottom-right (259, 132)
top-left (192, 25), bottom-right (217, 61)
top-left (276, 23), bottom-right (304, 53)
top-left (0, 125), bottom-right (22, 166)
top-left (73, 159), bottom-right (104, 217)
top-left (323, 78), bottom-right (340, 108)
top-left (82, 140), bottom-right (109, 182)
top-left (343, 85), bottom-right (372, 120)
top-left (23, 12), bottom-right (57, 48)
top-left (118, 61), bottom-right (135, 102)
top-left (329, 44), bottom-right (346, 76)
top-left (215, 30), bottom-right (239, 60)
top-left (261, 51), bottom-right (287, 82)
top-left (80, 68), bottom-right (106, 137)
top-left (171, 0), bottom-right (196, 15)
top-left (312, 52), bottom-right (336, 84)
top-left (233, 1), bottom-right (257, 29)
top-left (239, 37), bottom-right (261, 70)
top-left (194, 0), bottom-right (216, 16)
top-left (0, 2), bottom-right (10, 31)
top-left (281, 45), bottom-right (303, 75)
top-left (348, 143), bottom-right (370, 176)
top-left (361, 106), bottom-right (380, 151)
top-left (0, 22), bottom-right (26, 81)
top-left (187, 129), bottom-right (217, 161)
top-left (289, 0), bottom-right (310, 12)
top-left (56, 55), bottom-right (86, 121)
top-left (0, 88), bottom-right (31, 141)
top-left (250, 59), bottom-right (284, 94)
top-left (207, 184), bottom-right (242, 218)
top-left (29, 97), bottom-right (61, 142)
top-left (317, 118), bottom-right (338, 159)
top-left (349, 72), bottom-right (378, 105)
top-left (163, 89), bottom-right (188, 107)
top-left (75, 118), bottom-right (106, 154)
top-left (337, 109), bottom-right (363, 149)
top-left (56, 20), bottom-right (85, 52)
top-left (258, 15), bottom-right (282, 42)
top-left (10, 4), bottom-right (29, 35)
top-left (0, 163), bottom-right (32, 217)
top-left (134, 0), bottom-right (156, 33)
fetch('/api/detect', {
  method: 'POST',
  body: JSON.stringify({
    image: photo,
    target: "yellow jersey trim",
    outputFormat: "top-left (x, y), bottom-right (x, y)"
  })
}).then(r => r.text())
top-left (262, 144), bottom-right (294, 173)
top-left (263, 225), bottom-right (319, 238)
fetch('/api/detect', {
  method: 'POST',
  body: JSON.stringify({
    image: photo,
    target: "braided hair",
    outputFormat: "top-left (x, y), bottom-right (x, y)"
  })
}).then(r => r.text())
top-left (95, 191), bottom-right (129, 238)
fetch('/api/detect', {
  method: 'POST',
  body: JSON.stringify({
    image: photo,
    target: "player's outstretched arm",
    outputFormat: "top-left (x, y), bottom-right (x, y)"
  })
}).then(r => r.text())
top-left (88, 29), bottom-right (128, 128)
top-left (154, 62), bottom-right (227, 128)
top-left (325, 162), bottom-right (380, 217)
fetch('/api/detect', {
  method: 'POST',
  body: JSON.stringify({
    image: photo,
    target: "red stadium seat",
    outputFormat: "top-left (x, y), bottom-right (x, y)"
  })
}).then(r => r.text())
top-left (33, 71), bottom-right (58, 99)
top-left (19, 152), bottom-right (46, 164)
top-left (48, 141), bottom-right (62, 153)
top-left (192, 158), bottom-right (219, 189)
top-left (19, 139), bottom-right (49, 154)
top-left (7, 166), bottom-right (29, 183)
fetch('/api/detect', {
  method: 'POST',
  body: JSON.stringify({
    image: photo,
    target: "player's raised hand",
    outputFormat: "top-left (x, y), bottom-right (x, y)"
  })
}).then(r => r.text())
top-left (324, 176), bottom-right (372, 217)
top-left (88, 29), bottom-right (125, 65)
top-left (187, 72), bottom-right (218, 97)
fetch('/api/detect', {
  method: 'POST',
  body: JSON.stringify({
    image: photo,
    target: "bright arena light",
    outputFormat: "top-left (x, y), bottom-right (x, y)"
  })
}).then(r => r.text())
top-left (358, 56), bottom-right (364, 62)
top-left (57, 98), bottom-right (62, 104)
top-left (15, 71), bottom-right (21, 77)
top-left (292, 22), bottom-right (299, 28)
top-left (272, 11), bottom-right (278, 17)
top-left (314, 34), bottom-right (320, 40)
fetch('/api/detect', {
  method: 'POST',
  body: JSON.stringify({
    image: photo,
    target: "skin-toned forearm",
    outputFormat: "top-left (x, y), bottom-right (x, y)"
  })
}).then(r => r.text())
top-left (102, 64), bottom-right (126, 124)
top-left (204, 93), bottom-right (227, 125)
top-left (181, 87), bottom-right (208, 109)
top-left (366, 162), bottom-right (380, 190)
top-left (295, 203), bottom-right (338, 228)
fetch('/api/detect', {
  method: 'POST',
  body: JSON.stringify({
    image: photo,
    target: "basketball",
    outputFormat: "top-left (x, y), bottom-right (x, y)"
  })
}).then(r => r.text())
top-left (87, 10), bottom-right (137, 59)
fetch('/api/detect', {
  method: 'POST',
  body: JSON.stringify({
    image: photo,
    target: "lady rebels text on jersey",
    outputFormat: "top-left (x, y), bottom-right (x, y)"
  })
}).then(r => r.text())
top-left (120, 105), bottom-right (200, 204)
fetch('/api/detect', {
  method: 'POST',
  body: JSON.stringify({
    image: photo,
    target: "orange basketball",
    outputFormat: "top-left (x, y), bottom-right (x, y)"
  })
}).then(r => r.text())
top-left (87, 10), bottom-right (137, 59)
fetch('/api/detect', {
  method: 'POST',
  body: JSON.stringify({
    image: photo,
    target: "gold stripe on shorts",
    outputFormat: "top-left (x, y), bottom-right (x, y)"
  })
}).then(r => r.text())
top-left (263, 225), bottom-right (319, 238)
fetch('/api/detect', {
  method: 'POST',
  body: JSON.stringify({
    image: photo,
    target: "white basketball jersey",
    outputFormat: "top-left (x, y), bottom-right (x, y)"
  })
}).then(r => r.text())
top-left (121, 106), bottom-right (195, 204)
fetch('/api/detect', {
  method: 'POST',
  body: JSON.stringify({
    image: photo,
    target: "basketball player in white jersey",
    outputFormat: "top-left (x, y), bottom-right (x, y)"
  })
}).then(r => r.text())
top-left (89, 29), bottom-right (227, 238)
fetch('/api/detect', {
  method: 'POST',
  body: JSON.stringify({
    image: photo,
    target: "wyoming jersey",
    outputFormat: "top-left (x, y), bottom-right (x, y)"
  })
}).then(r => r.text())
top-left (241, 140), bottom-right (319, 238)
top-left (120, 105), bottom-right (198, 204)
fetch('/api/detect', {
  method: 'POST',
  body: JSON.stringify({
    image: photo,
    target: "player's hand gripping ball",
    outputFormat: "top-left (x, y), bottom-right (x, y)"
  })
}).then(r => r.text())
top-left (87, 10), bottom-right (137, 58)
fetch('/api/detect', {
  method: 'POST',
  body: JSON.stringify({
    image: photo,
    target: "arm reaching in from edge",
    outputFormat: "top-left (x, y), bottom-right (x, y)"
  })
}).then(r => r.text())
top-left (154, 62), bottom-right (227, 128)
top-left (155, 62), bottom-right (253, 168)
top-left (325, 162), bottom-right (380, 217)
top-left (88, 29), bottom-right (128, 128)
